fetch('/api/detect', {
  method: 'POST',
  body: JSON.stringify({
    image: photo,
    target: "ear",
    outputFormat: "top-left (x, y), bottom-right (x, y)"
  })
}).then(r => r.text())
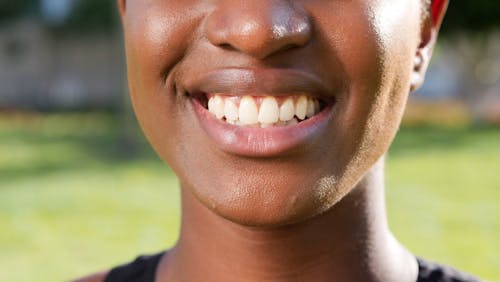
top-left (410, 0), bottom-right (448, 92)
top-left (117, 0), bottom-right (126, 19)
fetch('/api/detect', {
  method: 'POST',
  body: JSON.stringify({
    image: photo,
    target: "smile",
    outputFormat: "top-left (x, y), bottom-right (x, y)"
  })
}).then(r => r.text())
top-left (205, 94), bottom-right (323, 128)
top-left (186, 68), bottom-right (337, 157)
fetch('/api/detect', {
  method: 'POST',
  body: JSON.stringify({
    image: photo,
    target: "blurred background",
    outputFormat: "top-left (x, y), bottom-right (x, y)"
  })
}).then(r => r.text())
top-left (0, 0), bottom-right (499, 281)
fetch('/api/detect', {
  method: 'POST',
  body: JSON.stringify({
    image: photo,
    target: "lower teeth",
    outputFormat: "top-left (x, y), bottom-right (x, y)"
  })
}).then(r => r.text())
top-left (225, 117), bottom-right (300, 128)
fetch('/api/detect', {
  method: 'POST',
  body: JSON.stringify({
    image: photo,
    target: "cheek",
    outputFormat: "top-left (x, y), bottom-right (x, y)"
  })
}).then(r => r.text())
top-left (123, 2), bottom-right (207, 163)
top-left (309, 1), bottom-right (420, 184)
top-left (309, 3), bottom-right (389, 164)
top-left (342, 2), bottom-right (420, 172)
top-left (359, 0), bottom-right (421, 136)
top-left (123, 0), bottom-right (209, 103)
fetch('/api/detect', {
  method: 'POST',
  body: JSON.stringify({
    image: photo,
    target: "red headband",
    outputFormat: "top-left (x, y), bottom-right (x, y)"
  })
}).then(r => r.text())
top-left (431, 0), bottom-right (445, 23)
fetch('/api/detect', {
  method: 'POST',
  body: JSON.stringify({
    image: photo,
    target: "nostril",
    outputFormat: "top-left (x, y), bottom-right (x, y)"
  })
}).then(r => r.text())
top-left (218, 43), bottom-right (235, 51)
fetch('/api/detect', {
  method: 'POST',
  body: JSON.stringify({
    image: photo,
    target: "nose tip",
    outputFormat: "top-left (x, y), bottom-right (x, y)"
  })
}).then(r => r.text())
top-left (205, 1), bottom-right (312, 59)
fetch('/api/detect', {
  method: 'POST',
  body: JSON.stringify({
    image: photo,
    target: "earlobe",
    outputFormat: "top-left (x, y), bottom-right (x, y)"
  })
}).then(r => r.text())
top-left (410, 0), bottom-right (448, 92)
top-left (410, 49), bottom-right (427, 92)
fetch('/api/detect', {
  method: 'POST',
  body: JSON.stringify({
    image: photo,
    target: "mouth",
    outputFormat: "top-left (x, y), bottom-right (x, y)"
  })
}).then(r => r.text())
top-left (186, 68), bottom-right (337, 157)
top-left (194, 93), bottom-right (328, 128)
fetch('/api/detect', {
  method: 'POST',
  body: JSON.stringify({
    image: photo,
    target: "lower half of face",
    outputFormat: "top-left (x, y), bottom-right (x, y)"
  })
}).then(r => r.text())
top-left (123, 0), bottom-right (422, 226)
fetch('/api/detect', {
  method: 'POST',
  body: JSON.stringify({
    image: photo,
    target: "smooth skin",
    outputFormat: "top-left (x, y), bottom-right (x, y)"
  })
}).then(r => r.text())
top-left (77, 0), bottom-right (448, 281)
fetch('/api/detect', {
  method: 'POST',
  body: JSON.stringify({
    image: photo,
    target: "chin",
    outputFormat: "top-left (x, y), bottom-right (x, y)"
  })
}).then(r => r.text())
top-left (181, 165), bottom-right (350, 228)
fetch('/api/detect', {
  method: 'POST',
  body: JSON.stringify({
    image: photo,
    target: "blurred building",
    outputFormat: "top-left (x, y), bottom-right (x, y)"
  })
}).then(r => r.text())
top-left (412, 34), bottom-right (500, 124)
top-left (0, 17), bottom-right (123, 110)
top-left (0, 0), bottom-right (124, 111)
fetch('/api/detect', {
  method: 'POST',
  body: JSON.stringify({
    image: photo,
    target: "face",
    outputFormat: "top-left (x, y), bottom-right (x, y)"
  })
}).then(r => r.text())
top-left (120, 0), bottom-right (440, 226)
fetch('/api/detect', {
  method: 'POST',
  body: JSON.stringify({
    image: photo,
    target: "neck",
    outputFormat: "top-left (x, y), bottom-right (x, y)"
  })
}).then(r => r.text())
top-left (160, 158), bottom-right (417, 282)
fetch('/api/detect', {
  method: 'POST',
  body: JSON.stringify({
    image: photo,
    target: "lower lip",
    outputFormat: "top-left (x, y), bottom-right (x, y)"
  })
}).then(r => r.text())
top-left (192, 98), bottom-right (334, 157)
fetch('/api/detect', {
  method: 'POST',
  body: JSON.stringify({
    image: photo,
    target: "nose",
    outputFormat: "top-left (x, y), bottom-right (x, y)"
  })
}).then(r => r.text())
top-left (205, 0), bottom-right (312, 59)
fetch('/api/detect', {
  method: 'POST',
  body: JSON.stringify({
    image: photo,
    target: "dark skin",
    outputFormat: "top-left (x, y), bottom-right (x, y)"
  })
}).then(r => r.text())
top-left (76, 0), bottom-right (448, 281)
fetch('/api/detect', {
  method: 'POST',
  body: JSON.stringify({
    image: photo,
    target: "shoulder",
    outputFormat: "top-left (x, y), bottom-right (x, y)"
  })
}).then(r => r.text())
top-left (106, 252), bottom-right (165, 282)
top-left (71, 251), bottom-right (165, 282)
top-left (417, 257), bottom-right (481, 282)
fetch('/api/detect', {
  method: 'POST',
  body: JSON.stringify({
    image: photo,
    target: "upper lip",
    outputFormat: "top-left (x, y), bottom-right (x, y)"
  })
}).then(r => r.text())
top-left (184, 68), bottom-right (336, 102)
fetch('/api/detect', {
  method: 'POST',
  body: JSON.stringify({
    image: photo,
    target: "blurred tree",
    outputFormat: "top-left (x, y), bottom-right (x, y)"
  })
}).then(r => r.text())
top-left (441, 1), bottom-right (500, 35)
top-left (47, 0), bottom-right (117, 34)
top-left (438, 1), bottom-right (500, 123)
top-left (0, 0), bottom-right (38, 22)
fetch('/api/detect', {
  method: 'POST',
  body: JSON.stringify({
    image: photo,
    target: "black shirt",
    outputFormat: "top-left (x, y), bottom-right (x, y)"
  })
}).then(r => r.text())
top-left (104, 252), bottom-right (480, 282)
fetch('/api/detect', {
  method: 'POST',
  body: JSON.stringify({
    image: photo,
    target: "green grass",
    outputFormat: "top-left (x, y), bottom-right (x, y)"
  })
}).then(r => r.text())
top-left (386, 125), bottom-right (500, 281)
top-left (0, 113), bottom-right (498, 281)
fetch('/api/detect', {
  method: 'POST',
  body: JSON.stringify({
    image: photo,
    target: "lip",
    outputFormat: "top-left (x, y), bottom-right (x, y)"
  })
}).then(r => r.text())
top-left (186, 68), bottom-right (336, 157)
top-left (185, 68), bottom-right (335, 102)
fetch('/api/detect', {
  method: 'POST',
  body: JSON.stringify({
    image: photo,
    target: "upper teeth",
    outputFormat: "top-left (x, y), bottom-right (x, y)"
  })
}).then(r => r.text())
top-left (207, 94), bottom-right (320, 127)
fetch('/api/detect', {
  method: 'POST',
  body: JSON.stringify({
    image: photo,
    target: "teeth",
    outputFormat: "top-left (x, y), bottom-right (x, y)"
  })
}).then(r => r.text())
top-left (206, 94), bottom-right (323, 127)
top-left (295, 96), bottom-right (308, 120)
top-left (224, 99), bottom-right (239, 122)
top-left (258, 96), bottom-right (279, 124)
top-left (208, 95), bottom-right (225, 119)
top-left (314, 100), bottom-right (320, 113)
top-left (287, 118), bottom-right (299, 126)
top-left (239, 96), bottom-right (259, 125)
top-left (279, 97), bottom-right (295, 121)
top-left (306, 98), bottom-right (315, 118)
